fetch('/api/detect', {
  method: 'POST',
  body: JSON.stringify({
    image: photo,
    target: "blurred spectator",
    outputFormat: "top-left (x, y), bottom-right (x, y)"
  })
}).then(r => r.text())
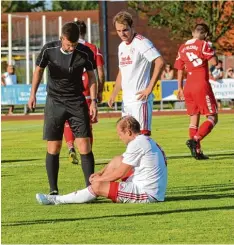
top-left (1, 65), bottom-right (17, 115)
top-left (161, 63), bottom-right (174, 80)
top-left (210, 60), bottom-right (223, 80)
top-left (225, 67), bottom-right (234, 79)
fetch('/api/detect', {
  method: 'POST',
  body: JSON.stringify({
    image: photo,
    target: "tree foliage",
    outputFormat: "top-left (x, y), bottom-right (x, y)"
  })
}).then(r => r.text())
top-left (1, 1), bottom-right (46, 12)
top-left (52, 1), bottom-right (99, 11)
top-left (129, 1), bottom-right (234, 55)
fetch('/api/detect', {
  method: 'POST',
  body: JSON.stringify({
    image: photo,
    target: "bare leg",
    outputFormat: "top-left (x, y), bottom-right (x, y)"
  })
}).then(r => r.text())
top-left (8, 105), bottom-right (14, 115)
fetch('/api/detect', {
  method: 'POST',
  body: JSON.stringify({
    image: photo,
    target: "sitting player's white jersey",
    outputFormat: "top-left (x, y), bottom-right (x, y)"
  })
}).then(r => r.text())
top-left (122, 134), bottom-right (167, 201)
top-left (118, 33), bottom-right (161, 104)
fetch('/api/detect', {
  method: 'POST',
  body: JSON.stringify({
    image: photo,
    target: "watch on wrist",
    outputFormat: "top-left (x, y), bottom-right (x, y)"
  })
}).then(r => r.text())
top-left (91, 98), bottom-right (98, 103)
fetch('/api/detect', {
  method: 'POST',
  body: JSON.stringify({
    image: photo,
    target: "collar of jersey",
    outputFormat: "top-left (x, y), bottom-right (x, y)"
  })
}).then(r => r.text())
top-left (126, 33), bottom-right (137, 46)
top-left (60, 48), bottom-right (73, 55)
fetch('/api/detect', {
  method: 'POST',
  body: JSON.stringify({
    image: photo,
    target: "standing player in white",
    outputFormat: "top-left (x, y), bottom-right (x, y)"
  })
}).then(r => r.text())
top-left (36, 116), bottom-right (168, 204)
top-left (108, 11), bottom-right (165, 135)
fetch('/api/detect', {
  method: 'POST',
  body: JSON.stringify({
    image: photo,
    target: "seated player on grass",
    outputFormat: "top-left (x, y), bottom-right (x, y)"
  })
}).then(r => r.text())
top-left (36, 116), bottom-right (168, 204)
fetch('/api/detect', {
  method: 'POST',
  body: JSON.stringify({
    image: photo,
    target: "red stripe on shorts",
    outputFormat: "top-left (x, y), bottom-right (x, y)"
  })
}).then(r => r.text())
top-left (118, 191), bottom-right (149, 200)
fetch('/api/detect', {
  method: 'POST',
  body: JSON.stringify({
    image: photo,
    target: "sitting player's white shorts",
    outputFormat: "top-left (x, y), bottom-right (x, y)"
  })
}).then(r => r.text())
top-left (122, 100), bottom-right (153, 135)
top-left (108, 181), bottom-right (157, 203)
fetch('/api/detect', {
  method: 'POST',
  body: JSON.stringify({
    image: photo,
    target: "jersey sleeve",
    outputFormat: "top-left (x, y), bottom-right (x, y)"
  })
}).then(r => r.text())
top-left (201, 41), bottom-right (215, 60)
top-left (36, 44), bottom-right (49, 68)
top-left (85, 47), bottom-right (97, 71)
top-left (96, 47), bottom-right (104, 66)
top-left (122, 141), bottom-right (144, 167)
top-left (138, 38), bottom-right (161, 62)
top-left (174, 48), bottom-right (185, 70)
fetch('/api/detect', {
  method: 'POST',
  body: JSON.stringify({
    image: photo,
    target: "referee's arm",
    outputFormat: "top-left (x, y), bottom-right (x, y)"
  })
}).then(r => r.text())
top-left (87, 70), bottom-right (98, 121)
top-left (28, 66), bottom-right (44, 110)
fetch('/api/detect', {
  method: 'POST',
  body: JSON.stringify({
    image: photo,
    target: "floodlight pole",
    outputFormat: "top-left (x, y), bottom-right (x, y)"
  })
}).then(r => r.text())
top-left (101, 1), bottom-right (109, 80)
top-left (87, 18), bottom-right (91, 43)
top-left (42, 15), bottom-right (47, 84)
top-left (8, 14), bottom-right (30, 84)
top-left (25, 15), bottom-right (30, 85)
top-left (58, 16), bottom-right (62, 38)
top-left (8, 14), bottom-right (12, 65)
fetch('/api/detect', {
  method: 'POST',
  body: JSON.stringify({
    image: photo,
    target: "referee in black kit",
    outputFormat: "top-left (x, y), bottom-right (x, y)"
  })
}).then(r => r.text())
top-left (28, 22), bottom-right (98, 195)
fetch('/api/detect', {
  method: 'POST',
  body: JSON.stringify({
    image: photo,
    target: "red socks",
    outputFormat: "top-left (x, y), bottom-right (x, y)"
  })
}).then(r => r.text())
top-left (195, 120), bottom-right (214, 141)
top-left (64, 121), bottom-right (75, 150)
top-left (189, 125), bottom-right (198, 139)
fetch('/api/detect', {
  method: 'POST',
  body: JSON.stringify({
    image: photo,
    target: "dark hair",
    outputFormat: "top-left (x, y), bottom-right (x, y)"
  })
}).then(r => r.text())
top-left (117, 116), bottom-right (140, 134)
top-left (74, 20), bottom-right (86, 36)
top-left (218, 60), bottom-right (223, 64)
top-left (62, 22), bottom-right (79, 42)
top-left (113, 11), bottom-right (133, 28)
top-left (194, 23), bottom-right (210, 36)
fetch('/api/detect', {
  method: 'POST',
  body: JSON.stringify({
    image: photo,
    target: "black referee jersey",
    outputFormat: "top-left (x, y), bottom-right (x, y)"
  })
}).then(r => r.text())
top-left (36, 40), bottom-right (96, 99)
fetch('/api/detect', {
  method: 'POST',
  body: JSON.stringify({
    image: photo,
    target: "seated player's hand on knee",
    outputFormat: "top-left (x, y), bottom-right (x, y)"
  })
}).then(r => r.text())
top-left (89, 172), bottom-right (101, 183)
top-left (90, 174), bottom-right (102, 184)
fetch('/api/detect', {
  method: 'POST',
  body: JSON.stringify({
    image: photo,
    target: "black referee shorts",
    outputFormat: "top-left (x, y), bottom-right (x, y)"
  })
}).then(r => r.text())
top-left (43, 96), bottom-right (91, 141)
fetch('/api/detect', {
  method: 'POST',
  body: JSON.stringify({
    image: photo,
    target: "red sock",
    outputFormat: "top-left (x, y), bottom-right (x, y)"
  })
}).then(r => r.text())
top-left (189, 124), bottom-right (198, 139)
top-left (64, 121), bottom-right (75, 150)
top-left (195, 120), bottom-right (214, 141)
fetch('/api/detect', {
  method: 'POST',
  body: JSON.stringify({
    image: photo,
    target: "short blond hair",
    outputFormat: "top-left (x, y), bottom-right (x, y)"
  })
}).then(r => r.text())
top-left (113, 11), bottom-right (133, 27)
top-left (117, 116), bottom-right (140, 134)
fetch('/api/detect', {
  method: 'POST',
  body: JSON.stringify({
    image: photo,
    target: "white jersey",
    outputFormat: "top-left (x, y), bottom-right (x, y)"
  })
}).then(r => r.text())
top-left (3, 72), bottom-right (17, 85)
top-left (118, 33), bottom-right (161, 104)
top-left (122, 134), bottom-right (167, 201)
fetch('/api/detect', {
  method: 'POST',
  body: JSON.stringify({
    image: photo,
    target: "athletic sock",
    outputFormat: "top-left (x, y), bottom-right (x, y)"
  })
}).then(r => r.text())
top-left (64, 121), bottom-right (75, 150)
top-left (189, 124), bottom-right (198, 139)
top-left (195, 120), bottom-right (214, 141)
top-left (46, 152), bottom-right (59, 193)
top-left (57, 186), bottom-right (97, 204)
top-left (80, 152), bottom-right (95, 187)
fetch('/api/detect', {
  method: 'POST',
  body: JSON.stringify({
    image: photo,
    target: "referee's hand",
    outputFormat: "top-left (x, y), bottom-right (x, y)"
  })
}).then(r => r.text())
top-left (28, 95), bottom-right (36, 111)
top-left (90, 101), bottom-right (98, 122)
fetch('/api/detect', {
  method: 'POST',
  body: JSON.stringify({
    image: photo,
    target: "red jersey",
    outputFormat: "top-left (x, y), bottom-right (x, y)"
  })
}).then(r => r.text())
top-left (174, 39), bottom-right (215, 80)
top-left (79, 39), bottom-right (104, 97)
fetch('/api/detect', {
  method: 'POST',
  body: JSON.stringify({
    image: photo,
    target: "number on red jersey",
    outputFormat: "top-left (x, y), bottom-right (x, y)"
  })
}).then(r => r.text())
top-left (186, 52), bottom-right (203, 67)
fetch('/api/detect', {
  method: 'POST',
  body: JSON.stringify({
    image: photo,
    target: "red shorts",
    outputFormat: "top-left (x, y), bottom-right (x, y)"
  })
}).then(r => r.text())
top-left (184, 79), bottom-right (217, 116)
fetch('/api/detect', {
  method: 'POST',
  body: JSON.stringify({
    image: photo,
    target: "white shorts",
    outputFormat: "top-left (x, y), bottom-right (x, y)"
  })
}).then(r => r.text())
top-left (108, 181), bottom-right (157, 203)
top-left (122, 100), bottom-right (153, 135)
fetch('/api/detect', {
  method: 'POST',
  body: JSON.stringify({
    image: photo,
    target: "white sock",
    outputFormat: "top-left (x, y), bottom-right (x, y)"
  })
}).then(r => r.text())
top-left (56, 186), bottom-right (97, 204)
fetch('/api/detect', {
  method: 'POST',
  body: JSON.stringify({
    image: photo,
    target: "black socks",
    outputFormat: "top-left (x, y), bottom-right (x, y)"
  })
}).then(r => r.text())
top-left (80, 151), bottom-right (95, 187)
top-left (46, 152), bottom-right (59, 193)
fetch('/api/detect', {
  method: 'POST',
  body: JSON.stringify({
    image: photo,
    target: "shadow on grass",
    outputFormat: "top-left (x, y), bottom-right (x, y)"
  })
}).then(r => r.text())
top-left (166, 193), bottom-right (234, 202)
top-left (167, 183), bottom-right (234, 195)
top-left (1, 159), bottom-right (42, 163)
top-left (167, 152), bottom-right (234, 160)
top-left (2, 205), bottom-right (234, 227)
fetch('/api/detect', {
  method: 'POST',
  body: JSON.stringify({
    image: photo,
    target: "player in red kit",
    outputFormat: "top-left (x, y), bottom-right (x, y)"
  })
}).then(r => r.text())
top-left (64, 20), bottom-right (105, 166)
top-left (174, 24), bottom-right (218, 160)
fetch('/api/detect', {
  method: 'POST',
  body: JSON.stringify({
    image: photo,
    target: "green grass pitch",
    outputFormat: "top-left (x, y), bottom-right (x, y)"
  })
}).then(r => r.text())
top-left (1, 114), bottom-right (234, 244)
